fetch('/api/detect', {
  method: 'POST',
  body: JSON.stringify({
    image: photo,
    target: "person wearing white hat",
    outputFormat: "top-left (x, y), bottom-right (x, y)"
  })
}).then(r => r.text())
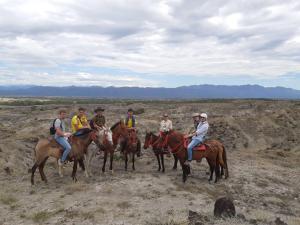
top-left (185, 112), bottom-right (209, 166)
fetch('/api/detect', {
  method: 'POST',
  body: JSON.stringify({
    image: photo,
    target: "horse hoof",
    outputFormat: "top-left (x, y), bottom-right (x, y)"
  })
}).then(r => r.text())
top-left (172, 167), bottom-right (177, 170)
top-left (110, 170), bottom-right (114, 175)
top-left (59, 174), bottom-right (64, 178)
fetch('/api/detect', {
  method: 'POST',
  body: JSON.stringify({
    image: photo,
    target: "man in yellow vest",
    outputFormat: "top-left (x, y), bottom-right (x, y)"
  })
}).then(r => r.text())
top-left (71, 107), bottom-right (90, 135)
top-left (120, 108), bottom-right (141, 156)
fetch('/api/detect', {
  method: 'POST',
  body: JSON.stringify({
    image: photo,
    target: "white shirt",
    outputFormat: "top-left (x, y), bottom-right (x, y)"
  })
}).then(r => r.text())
top-left (160, 119), bottom-right (173, 132)
top-left (192, 121), bottom-right (209, 141)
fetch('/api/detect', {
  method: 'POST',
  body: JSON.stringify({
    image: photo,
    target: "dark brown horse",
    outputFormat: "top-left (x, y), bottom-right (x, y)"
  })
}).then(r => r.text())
top-left (160, 130), bottom-right (228, 183)
top-left (110, 120), bottom-right (141, 171)
top-left (143, 131), bottom-right (178, 172)
top-left (31, 129), bottom-right (98, 185)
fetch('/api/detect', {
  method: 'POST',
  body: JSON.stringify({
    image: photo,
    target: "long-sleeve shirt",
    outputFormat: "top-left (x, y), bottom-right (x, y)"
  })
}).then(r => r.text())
top-left (160, 119), bottom-right (173, 132)
top-left (192, 121), bottom-right (209, 141)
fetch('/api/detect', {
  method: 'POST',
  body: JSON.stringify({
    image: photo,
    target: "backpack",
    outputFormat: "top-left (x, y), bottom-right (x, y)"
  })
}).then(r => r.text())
top-left (50, 119), bottom-right (62, 135)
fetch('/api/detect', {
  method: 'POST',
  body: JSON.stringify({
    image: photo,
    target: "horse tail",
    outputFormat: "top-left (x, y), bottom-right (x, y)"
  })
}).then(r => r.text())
top-left (222, 145), bottom-right (229, 179)
top-left (218, 145), bottom-right (224, 166)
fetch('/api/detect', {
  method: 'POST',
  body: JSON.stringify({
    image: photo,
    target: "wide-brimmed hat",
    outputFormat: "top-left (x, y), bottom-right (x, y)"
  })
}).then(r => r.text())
top-left (192, 112), bottom-right (200, 118)
top-left (163, 113), bottom-right (168, 117)
top-left (128, 108), bottom-right (134, 112)
top-left (94, 107), bottom-right (105, 113)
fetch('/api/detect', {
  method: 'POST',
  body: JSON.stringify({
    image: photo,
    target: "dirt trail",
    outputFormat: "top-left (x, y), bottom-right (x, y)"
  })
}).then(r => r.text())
top-left (0, 99), bottom-right (299, 225)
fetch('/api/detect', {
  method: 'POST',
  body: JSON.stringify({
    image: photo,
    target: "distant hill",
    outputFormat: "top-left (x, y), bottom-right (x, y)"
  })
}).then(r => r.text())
top-left (0, 85), bottom-right (300, 99)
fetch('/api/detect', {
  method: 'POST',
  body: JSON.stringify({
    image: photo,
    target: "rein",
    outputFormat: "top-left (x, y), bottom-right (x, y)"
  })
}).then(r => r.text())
top-left (149, 133), bottom-right (160, 147)
top-left (163, 133), bottom-right (185, 155)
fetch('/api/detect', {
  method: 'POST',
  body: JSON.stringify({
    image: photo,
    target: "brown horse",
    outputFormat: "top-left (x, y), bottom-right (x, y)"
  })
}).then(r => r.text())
top-left (31, 129), bottom-right (98, 185)
top-left (143, 131), bottom-right (178, 172)
top-left (110, 120), bottom-right (141, 171)
top-left (89, 128), bottom-right (114, 173)
top-left (160, 130), bottom-right (228, 183)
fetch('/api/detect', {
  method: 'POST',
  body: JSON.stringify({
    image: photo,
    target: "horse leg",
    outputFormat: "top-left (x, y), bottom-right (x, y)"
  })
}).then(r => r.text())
top-left (78, 158), bottom-right (88, 178)
top-left (72, 160), bottom-right (78, 182)
top-left (172, 154), bottom-right (178, 170)
top-left (38, 157), bottom-right (49, 184)
top-left (125, 153), bottom-right (128, 171)
top-left (31, 163), bottom-right (38, 185)
top-left (156, 154), bottom-right (161, 171)
top-left (161, 154), bottom-right (165, 173)
top-left (102, 151), bottom-right (108, 173)
top-left (109, 150), bottom-right (114, 173)
top-left (83, 154), bottom-right (89, 178)
top-left (208, 160), bottom-right (215, 182)
top-left (132, 153), bottom-right (135, 171)
top-left (179, 160), bottom-right (188, 183)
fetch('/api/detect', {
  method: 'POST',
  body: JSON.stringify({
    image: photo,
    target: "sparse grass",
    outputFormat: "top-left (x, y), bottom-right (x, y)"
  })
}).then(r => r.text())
top-left (31, 208), bottom-right (65, 223)
top-left (146, 219), bottom-right (188, 225)
top-left (0, 194), bottom-right (17, 206)
top-left (31, 211), bottom-right (53, 223)
top-left (117, 201), bottom-right (131, 209)
top-left (64, 183), bottom-right (88, 195)
top-left (95, 207), bottom-right (106, 214)
top-left (81, 211), bottom-right (95, 220)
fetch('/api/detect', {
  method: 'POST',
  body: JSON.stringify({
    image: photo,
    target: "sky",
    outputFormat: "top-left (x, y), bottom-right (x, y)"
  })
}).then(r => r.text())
top-left (0, 0), bottom-right (300, 89)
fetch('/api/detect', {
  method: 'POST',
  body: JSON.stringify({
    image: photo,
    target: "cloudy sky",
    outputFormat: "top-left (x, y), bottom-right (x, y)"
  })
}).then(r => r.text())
top-left (0, 0), bottom-right (300, 88)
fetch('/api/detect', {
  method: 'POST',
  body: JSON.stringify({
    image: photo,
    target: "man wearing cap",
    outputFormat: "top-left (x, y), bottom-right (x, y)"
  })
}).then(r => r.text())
top-left (120, 108), bottom-right (141, 156)
top-left (185, 113), bottom-right (209, 166)
top-left (125, 108), bottom-right (136, 129)
top-left (160, 113), bottom-right (173, 133)
top-left (91, 107), bottom-right (106, 130)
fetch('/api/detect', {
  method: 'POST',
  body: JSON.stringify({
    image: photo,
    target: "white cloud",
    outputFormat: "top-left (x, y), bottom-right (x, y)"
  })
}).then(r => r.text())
top-left (0, 0), bottom-right (300, 86)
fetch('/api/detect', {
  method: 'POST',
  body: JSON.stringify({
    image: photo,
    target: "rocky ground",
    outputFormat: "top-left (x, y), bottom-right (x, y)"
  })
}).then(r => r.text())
top-left (0, 99), bottom-right (299, 225)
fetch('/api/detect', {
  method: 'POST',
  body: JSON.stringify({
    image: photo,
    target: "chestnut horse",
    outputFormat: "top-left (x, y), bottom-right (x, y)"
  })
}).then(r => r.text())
top-left (160, 130), bottom-right (228, 183)
top-left (143, 131), bottom-right (178, 172)
top-left (31, 129), bottom-right (98, 185)
top-left (110, 120), bottom-right (141, 171)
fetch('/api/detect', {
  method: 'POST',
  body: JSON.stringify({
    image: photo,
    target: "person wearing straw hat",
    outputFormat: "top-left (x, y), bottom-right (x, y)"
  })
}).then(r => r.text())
top-left (185, 113), bottom-right (209, 166)
top-left (160, 113), bottom-right (173, 133)
top-left (90, 107), bottom-right (106, 130)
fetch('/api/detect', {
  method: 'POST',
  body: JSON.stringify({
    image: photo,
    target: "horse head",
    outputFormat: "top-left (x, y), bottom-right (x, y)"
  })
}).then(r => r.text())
top-left (111, 120), bottom-right (129, 147)
top-left (143, 131), bottom-right (153, 149)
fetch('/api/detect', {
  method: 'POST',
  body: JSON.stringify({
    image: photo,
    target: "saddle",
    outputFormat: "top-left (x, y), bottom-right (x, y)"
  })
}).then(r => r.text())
top-left (47, 137), bottom-right (69, 151)
top-left (183, 138), bottom-right (207, 151)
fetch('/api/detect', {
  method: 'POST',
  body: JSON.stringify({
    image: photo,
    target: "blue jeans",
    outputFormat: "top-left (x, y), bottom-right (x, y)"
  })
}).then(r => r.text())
top-left (55, 136), bottom-right (71, 162)
top-left (187, 138), bottom-right (203, 161)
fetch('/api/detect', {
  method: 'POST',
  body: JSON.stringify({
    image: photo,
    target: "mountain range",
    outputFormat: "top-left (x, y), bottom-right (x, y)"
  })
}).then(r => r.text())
top-left (0, 85), bottom-right (300, 99)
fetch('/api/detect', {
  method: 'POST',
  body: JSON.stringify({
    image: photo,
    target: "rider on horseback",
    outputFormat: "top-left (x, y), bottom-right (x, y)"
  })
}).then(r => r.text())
top-left (159, 113), bottom-right (173, 156)
top-left (185, 113), bottom-right (209, 166)
top-left (91, 107), bottom-right (106, 130)
top-left (120, 108), bottom-right (141, 156)
top-left (54, 110), bottom-right (72, 166)
top-left (71, 107), bottom-right (90, 135)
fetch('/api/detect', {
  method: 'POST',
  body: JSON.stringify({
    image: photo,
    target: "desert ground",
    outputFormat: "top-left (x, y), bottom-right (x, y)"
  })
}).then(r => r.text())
top-left (0, 98), bottom-right (299, 225)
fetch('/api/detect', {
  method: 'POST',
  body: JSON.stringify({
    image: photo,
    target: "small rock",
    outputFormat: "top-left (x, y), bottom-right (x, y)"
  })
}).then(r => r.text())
top-left (237, 213), bottom-right (246, 221)
top-left (188, 210), bottom-right (209, 225)
top-left (4, 166), bottom-right (11, 175)
top-left (274, 217), bottom-right (288, 225)
top-left (214, 197), bottom-right (236, 218)
top-left (249, 219), bottom-right (258, 225)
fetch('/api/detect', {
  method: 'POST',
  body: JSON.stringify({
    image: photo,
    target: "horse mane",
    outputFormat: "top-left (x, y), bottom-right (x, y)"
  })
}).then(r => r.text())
top-left (110, 120), bottom-right (122, 131)
top-left (73, 128), bottom-right (93, 139)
